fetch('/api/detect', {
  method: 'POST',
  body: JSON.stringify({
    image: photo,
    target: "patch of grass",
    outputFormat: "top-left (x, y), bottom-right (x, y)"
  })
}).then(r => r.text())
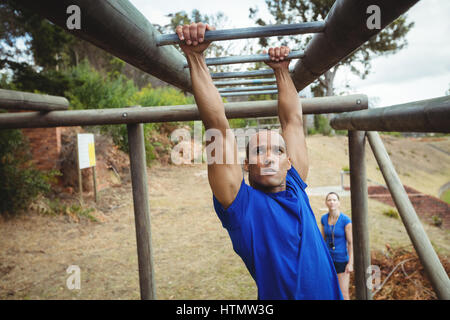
top-left (382, 208), bottom-right (400, 219)
top-left (440, 189), bottom-right (450, 205)
top-left (431, 215), bottom-right (443, 227)
top-left (335, 130), bottom-right (347, 136)
top-left (383, 132), bottom-right (403, 137)
top-left (70, 204), bottom-right (98, 222)
top-left (36, 198), bottom-right (98, 222)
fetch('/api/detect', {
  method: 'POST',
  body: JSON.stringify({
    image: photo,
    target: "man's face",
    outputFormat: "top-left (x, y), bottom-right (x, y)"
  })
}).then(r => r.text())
top-left (244, 130), bottom-right (291, 190)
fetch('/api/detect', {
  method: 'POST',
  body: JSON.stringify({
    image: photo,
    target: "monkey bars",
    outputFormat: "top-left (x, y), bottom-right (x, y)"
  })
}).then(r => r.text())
top-left (157, 22), bottom-right (326, 46)
top-left (10, 0), bottom-right (447, 302)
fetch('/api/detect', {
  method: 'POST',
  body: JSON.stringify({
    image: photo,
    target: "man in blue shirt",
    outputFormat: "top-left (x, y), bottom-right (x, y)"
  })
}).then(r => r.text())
top-left (175, 22), bottom-right (342, 300)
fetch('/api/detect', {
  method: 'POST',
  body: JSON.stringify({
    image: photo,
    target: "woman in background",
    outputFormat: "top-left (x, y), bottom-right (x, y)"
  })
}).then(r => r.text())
top-left (321, 192), bottom-right (353, 300)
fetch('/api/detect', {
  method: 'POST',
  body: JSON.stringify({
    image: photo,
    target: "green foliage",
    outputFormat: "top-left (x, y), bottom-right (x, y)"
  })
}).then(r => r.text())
top-left (249, 0), bottom-right (414, 96)
top-left (132, 85), bottom-right (194, 107)
top-left (383, 131), bottom-right (403, 137)
top-left (382, 208), bottom-right (400, 219)
top-left (42, 198), bottom-right (98, 222)
top-left (0, 0), bottom-right (74, 69)
top-left (334, 129), bottom-right (347, 136)
top-left (431, 215), bottom-right (443, 228)
top-left (65, 60), bottom-right (137, 110)
top-left (313, 114), bottom-right (332, 136)
top-left (440, 190), bottom-right (450, 205)
top-left (0, 129), bottom-right (52, 216)
top-left (2, 57), bottom-right (197, 166)
top-left (2, 60), bottom-right (74, 96)
top-left (228, 118), bottom-right (248, 129)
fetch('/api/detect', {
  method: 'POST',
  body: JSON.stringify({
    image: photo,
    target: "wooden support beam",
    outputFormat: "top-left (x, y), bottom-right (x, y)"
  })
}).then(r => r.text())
top-left (127, 120), bottom-right (156, 300)
top-left (348, 130), bottom-right (372, 300)
top-left (330, 96), bottom-right (450, 133)
top-left (0, 94), bottom-right (368, 129)
top-left (367, 131), bottom-right (450, 300)
top-left (0, 89), bottom-right (69, 111)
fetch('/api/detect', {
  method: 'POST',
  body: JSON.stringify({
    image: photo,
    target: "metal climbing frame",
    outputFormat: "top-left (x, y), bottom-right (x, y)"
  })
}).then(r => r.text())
top-left (6, 0), bottom-right (448, 300)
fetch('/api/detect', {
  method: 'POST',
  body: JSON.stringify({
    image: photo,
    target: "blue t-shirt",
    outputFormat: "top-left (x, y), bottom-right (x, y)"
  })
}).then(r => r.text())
top-left (321, 213), bottom-right (352, 263)
top-left (213, 166), bottom-right (343, 300)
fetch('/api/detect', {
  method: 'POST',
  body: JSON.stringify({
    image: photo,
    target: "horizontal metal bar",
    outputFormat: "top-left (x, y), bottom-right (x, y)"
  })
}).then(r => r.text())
top-left (221, 90), bottom-right (278, 97)
top-left (0, 94), bottom-right (367, 129)
top-left (218, 85), bottom-right (278, 93)
top-left (156, 22), bottom-right (326, 46)
top-left (211, 69), bottom-right (284, 79)
top-left (184, 51), bottom-right (304, 68)
top-left (0, 89), bottom-right (69, 111)
top-left (214, 78), bottom-right (277, 86)
top-left (330, 95), bottom-right (450, 133)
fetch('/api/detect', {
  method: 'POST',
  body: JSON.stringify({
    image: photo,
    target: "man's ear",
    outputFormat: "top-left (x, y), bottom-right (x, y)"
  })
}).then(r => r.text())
top-left (287, 157), bottom-right (292, 170)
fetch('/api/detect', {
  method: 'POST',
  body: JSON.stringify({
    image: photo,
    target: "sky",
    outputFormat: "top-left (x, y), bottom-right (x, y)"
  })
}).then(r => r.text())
top-left (130, 0), bottom-right (450, 107)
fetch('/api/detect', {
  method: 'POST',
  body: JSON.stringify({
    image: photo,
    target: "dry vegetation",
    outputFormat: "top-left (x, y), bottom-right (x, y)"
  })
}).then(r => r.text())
top-left (0, 134), bottom-right (449, 300)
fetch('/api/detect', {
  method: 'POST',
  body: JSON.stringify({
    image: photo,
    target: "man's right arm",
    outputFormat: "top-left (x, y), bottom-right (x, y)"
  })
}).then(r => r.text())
top-left (176, 23), bottom-right (242, 209)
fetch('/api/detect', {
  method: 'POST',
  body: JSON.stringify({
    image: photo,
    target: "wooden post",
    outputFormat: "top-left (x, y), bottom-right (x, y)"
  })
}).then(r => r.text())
top-left (348, 130), bottom-right (372, 300)
top-left (127, 120), bottom-right (156, 300)
top-left (367, 131), bottom-right (450, 300)
top-left (92, 166), bottom-right (98, 203)
top-left (76, 140), bottom-right (83, 206)
top-left (302, 114), bottom-right (308, 136)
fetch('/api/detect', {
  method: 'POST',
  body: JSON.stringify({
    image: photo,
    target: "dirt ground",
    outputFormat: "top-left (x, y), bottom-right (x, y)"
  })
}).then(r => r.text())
top-left (0, 135), bottom-right (449, 300)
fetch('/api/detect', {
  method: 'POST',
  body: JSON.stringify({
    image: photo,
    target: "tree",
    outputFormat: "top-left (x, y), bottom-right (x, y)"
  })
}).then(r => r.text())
top-left (0, 0), bottom-right (158, 90)
top-left (249, 0), bottom-right (415, 97)
top-left (0, 0), bottom-right (74, 70)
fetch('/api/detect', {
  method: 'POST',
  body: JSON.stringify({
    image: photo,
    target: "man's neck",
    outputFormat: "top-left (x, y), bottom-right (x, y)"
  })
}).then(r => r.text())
top-left (250, 180), bottom-right (287, 194)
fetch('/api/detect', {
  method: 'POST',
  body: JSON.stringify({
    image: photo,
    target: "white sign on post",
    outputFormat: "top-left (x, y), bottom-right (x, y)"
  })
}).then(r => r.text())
top-left (77, 133), bottom-right (96, 169)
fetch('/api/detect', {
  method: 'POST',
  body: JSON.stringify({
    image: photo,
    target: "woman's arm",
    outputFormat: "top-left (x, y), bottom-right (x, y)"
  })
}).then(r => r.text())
top-left (345, 223), bottom-right (354, 273)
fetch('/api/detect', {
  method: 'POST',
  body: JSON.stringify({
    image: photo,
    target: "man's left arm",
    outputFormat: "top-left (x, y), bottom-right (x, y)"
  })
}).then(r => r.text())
top-left (266, 46), bottom-right (309, 181)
